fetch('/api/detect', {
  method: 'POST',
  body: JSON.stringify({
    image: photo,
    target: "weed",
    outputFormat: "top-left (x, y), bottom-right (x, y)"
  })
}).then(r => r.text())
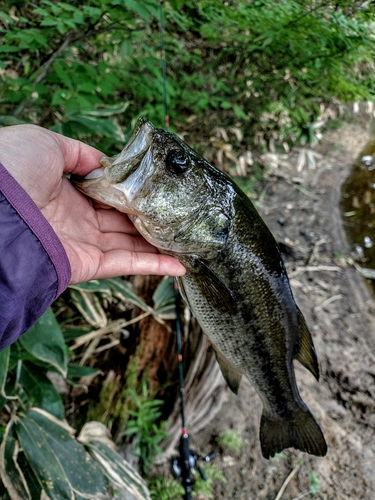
top-left (309, 471), bottom-right (321, 494)
top-left (148, 476), bottom-right (185, 500)
top-left (122, 380), bottom-right (168, 474)
top-left (193, 463), bottom-right (227, 499)
top-left (218, 429), bottom-right (245, 452)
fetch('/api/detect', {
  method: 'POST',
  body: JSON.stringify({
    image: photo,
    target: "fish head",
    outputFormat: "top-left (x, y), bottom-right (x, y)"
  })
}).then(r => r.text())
top-left (72, 116), bottom-right (235, 260)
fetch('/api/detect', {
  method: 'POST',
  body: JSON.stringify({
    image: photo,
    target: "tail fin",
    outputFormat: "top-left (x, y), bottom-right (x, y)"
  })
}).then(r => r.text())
top-left (260, 409), bottom-right (327, 459)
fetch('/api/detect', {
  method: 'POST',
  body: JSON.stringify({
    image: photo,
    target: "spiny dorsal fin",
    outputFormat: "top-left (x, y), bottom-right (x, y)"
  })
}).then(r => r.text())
top-left (215, 349), bottom-right (242, 394)
top-left (295, 306), bottom-right (320, 381)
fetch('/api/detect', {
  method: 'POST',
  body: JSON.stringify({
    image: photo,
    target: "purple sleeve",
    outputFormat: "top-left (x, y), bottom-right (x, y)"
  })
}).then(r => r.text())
top-left (0, 163), bottom-right (71, 350)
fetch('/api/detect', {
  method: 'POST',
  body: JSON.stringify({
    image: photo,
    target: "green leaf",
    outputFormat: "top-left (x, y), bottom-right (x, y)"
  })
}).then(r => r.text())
top-left (0, 421), bottom-right (31, 500)
top-left (69, 288), bottom-right (108, 328)
top-left (233, 104), bottom-right (248, 120)
top-left (82, 6), bottom-right (102, 19)
top-left (221, 101), bottom-right (232, 109)
top-left (123, 0), bottom-right (152, 22)
top-left (107, 278), bottom-right (155, 315)
top-left (0, 45), bottom-right (20, 53)
top-left (68, 115), bottom-right (126, 142)
top-left (0, 11), bottom-right (14, 24)
top-left (16, 408), bottom-right (109, 499)
top-left (40, 18), bottom-right (58, 27)
top-left (152, 277), bottom-right (176, 320)
top-left (54, 62), bottom-right (74, 90)
top-left (69, 280), bottom-right (113, 297)
top-left (83, 102), bottom-right (130, 117)
top-left (19, 363), bottom-right (65, 420)
top-left (120, 39), bottom-right (133, 58)
top-left (82, 439), bottom-right (151, 500)
top-left (16, 451), bottom-right (43, 500)
top-left (19, 309), bottom-right (67, 377)
top-left (61, 324), bottom-right (92, 342)
top-left (0, 347), bottom-right (10, 398)
top-left (67, 363), bottom-right (101, 380)
top-left (0, 116), bottom-right (27, 127)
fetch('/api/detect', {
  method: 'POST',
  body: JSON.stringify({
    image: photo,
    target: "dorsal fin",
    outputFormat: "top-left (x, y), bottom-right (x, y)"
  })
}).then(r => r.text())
top-left (215, 349), bottom-right (243, 394)
top-left (295, 306), bottom-right (320, 381)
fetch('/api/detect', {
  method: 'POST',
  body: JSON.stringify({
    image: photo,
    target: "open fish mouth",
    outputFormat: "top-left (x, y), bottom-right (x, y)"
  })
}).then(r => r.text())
top-left (71, 117), bottom-right (155, 212)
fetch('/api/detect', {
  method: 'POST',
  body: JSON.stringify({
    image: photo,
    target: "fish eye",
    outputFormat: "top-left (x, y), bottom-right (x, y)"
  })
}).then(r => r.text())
top-left (165, 149), bottom-right (189, 175)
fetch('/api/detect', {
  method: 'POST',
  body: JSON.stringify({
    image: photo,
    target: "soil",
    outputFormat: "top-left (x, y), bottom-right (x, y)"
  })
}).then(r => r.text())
top-left (154, 115), bottom-right (375, 500)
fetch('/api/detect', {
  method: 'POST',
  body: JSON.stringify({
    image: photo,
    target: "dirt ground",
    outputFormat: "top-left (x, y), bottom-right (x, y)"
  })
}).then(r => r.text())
top-left (157, 116), bottom-right (375, 500)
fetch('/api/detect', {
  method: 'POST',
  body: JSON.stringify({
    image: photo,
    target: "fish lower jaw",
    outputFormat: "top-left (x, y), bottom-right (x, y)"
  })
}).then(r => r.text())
top-left (83, 167), bottom-right (105, 181)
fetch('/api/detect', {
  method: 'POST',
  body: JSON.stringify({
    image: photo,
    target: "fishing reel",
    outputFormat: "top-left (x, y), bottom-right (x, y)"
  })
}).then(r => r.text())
top-left (170, 436), bottom-right (216, 484)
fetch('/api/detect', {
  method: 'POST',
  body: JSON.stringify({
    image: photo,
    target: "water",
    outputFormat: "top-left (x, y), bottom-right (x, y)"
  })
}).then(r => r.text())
top-left (341, 138), bottom-right (375, 290)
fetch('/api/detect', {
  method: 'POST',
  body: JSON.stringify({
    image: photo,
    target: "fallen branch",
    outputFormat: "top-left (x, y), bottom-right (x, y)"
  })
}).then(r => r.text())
top-left (289, 265), bottom-right (341, 278)
top-left (274, 463), bottom-right (301, 500)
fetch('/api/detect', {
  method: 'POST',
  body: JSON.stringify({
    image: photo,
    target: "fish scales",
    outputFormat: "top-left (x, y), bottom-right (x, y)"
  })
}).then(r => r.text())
top-left (180, 191), bottom-right (301, 414)
top-left (72, 116), bottom-right (327, 459)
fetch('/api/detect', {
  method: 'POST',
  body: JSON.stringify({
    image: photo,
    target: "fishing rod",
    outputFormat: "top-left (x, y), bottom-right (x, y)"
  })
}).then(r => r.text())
top-left (158, 3), bottom-right (216, 498)
top-left (170, 280), bottom-right (216, 500)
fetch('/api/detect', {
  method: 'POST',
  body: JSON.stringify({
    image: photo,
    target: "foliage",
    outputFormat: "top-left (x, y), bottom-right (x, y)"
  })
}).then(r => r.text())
top-left (85, 344), bottom-right (140, 440)
top-left (192, 463), bottom-right (227, 500)
top-left (83, 277), bottom-right (176, 440)
top-left (122, 381), bottom-right (168, 474)
top-left (0, 0), bottom-right (374, 155)
top-left (309, 471), bottom-right (321, 494)
top-left (0, 304), bottom-right (152, 499)
top-left (218, 429), bottom-right (245, 452)
top-left (1, 0), bottom-right (375, 495)
top-left (0, 276), bottom-right (174, 498)
top-left (148, 463), bottom-right (227, 500)
top-left (148, 476), bottom-right (185, 500)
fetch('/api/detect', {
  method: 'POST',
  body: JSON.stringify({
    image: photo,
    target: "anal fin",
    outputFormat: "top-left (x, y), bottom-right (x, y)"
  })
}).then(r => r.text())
top-left (295, 306), bottom-right (320, 381)
top-left (215, 349), bottom-right (242, 394)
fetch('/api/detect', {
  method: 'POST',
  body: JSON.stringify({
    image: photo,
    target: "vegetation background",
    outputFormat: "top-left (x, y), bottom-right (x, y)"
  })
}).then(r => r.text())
top-left (1, 0), bottom-right (375, 499)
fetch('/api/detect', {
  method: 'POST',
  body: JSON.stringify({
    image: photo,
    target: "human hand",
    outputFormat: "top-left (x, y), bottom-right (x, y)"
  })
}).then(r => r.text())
top-left (0, 124), bottom-right (186, 283)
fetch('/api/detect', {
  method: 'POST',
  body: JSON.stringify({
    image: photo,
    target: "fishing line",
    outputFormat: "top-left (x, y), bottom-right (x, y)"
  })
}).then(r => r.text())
top-left (158, 5), bottom-right (216, 500)
top-left (158, 0), bottom-right (169, 131)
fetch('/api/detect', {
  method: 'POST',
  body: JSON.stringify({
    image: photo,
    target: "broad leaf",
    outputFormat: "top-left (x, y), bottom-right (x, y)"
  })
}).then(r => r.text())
top-left (69, 289), bottom-right (107, 328)
top-left (67, 363), bottom-right (101, 381)
top-left (0, 420), bottom-right (31, 500)
top-left (152, 277), bottom-right (177, 320)
top-left (19, 309), bottom-right (67, 377)
top-left (16, 409), bottom-right (109, 500)
top-left (0, 347), bottom-right (10, 397)
top-left (19, 363), bottom-right (64, 420)
top-left (85, 441), bottom-right (151, 500)
top-left (68, 115), bottom-right (125, 142)
top-left (107, 278), bottom-right (154, 315)
top-left (61, 325), bottom-right (92, 342)
top-left (69, 280), bottom-right (112, 297)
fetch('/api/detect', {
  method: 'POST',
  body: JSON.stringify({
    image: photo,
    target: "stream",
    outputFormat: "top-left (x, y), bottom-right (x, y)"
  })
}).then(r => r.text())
top-left (341, 134), bottom-right (375, 292)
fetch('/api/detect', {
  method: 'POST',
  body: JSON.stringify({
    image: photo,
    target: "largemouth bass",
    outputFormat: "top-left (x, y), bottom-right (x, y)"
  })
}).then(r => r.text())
top-left (72, 117), bottom-right (327, 459)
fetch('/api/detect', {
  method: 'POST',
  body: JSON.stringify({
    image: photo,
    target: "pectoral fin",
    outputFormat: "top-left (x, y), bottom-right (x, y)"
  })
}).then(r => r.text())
top-left (189, 259), bottom-right (238, 315)
top-left (215, 349), bottom-right (242, 394)
top-left (295, 306), bottom-right (320, 381)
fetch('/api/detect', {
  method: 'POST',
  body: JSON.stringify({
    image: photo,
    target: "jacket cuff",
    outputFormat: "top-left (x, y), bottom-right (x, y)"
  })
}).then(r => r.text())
top-left (0, 163), bottom-right (71, 296)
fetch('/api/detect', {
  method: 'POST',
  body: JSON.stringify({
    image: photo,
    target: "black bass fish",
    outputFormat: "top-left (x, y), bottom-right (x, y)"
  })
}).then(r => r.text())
top-left (72, 117), bottom-right (327, 459)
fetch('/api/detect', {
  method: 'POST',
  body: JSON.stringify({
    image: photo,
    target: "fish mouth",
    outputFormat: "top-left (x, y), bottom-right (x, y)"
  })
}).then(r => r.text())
top-left (71, 116), bottom-right (155, 213)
